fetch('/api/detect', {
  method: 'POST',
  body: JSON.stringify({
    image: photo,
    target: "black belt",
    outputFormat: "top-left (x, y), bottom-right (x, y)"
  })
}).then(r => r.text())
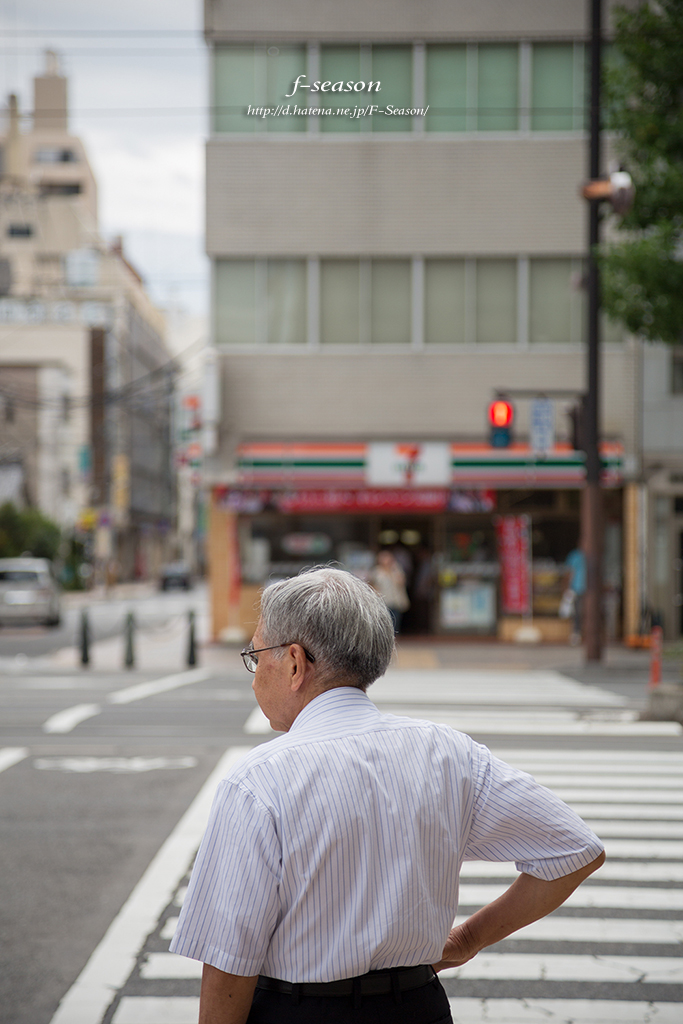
top-left (257, 964), bottom-right (436, 998)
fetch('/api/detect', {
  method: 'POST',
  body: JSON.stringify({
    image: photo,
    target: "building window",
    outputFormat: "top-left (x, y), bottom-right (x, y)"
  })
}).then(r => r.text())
top-left (65, 249), bottom-right (100, 288)
top-left (371, 46), bottom-right (413, 132)
top-left (475, 260), bottom-right (517, 343)
top-left (531, 44), bottom-right (584, 131)
top-left (40, 183), bottom-right (82, 196)
top-left (529, 258), bottom-right (582, 344)
top-left (320, 259), bottom-right (411, 344)
top-left (7, 224), bottom-right (33, 238)
top-left (319, 45), bottom-right (412, 132)
top-left (213, 45), bottom-right (306, 133)
top-left (215, 259), bottom-right (307, 344)
top-left (425, 44), bottom-right (519, 132)
top-left (477, 45), bottom-right (519, 131)
top-left (424, 260), bottom-right (466, 343)
top-left (34, 147), bottom-right (77, 163)
top-left (425, 46), bottom-right (467, 132)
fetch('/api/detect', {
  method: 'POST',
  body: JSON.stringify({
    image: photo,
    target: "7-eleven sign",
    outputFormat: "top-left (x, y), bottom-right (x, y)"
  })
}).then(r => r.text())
top-left (367, 443), bottom-right (451, 486)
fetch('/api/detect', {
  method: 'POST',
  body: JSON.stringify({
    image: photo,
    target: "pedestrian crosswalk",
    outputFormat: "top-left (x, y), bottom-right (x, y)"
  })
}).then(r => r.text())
top-left (51, 667), bottom-right (683, 1024)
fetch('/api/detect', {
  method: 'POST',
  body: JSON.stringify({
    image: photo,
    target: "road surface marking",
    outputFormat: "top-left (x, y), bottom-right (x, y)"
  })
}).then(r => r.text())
top-left (159, 917), bottom-right (178, 941)
top-left (112, 998), bottom-right (199, 1023)
top-left (441, 952), bottom-right (683, 983)
top-left (34, 756), bottom-right (198, 773)
top-left (601, 838), bottom-right (683, 859)
top-left (140, 953), bottom-right (202, 979)
top-left (244, 706), bottom-right (272, 734)
top-left (381, 707), bottom-right (681, 736)
top-left (107, 667), bottom-right (211, 705)
top-left (576, 805), bottom-right (683, 821)
top-left (375, 669), bottom-right (626, 706)
top-left (459, 883), bottom-right (683, 911)
top-left (460, 858), bottom-right (683, 883)
top-left (453, 915), bottom-right (683, 946)
top-left (42, 703), bottom-right (101, 734)
top-left (446, 998), bottom-right (683, 1023)
top-left (48, 746), bottom-right (251, 1024)
top-left (584, 819), bottom-right (683, 835)
top-left (0, 747), bottom-right (28, 773)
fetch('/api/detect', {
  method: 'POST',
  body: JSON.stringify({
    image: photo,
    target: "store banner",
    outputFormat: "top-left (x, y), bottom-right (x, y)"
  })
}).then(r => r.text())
top-left (275, 489), bottom-right (450, 513)
top-left (494, 514), bottom-right (532, 615)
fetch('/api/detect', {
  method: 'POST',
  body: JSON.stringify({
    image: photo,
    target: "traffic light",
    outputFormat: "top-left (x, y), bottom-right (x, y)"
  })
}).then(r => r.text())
top-left (488, 398), bottom-right (514, 448)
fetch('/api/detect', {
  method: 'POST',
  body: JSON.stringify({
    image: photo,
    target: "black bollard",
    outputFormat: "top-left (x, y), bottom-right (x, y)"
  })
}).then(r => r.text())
top-left (124, 611), bottom-right (135, 669)
top-left (187, 609), bottom-right (197, 667)
top-left (80, 608), bottom-right (90, 667)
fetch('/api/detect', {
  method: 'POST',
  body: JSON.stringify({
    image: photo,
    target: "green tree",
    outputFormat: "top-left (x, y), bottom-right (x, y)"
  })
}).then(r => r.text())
top-left (0, 502), bottom-right (61, 560)
top-left (601, 0), bottom-right (683, 343)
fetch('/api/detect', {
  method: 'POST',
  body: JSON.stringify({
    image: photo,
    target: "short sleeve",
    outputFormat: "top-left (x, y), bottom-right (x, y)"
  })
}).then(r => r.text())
top-left (463, 745), bottom-right (604, 880)
top-left (170, 779), bottom-right (281, 975)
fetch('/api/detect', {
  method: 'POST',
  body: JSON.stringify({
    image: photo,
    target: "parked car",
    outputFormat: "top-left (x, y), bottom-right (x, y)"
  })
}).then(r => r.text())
top-left (159, 561), bottom-right (192, 591)
top-left (0, 557), bottom-right (62, 627)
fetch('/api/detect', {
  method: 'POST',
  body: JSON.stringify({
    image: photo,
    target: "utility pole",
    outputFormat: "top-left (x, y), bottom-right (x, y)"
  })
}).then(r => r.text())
top-left (583, 0), bottom-right (603, 661)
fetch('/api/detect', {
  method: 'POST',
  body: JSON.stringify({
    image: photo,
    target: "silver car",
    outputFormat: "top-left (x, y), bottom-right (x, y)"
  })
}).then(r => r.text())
top-left (0, 558), bottom-right (62, 627)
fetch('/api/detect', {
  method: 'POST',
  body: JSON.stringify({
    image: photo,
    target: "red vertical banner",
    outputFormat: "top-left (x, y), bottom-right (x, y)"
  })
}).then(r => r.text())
top-left (494, 514), bottom-right (532, 616)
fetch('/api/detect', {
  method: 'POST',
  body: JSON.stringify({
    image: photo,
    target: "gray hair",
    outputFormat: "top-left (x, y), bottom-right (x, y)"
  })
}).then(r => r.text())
top-left (258, 566), bottom-right (395, 690)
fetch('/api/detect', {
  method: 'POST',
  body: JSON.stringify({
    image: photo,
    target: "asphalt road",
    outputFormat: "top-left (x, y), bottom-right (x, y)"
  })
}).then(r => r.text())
top-left (2, 602), bottom-right (682, 1024)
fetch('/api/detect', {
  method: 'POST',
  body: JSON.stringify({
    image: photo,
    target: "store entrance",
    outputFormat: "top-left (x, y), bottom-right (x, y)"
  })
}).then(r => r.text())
top-left (376, 517), bottom-right (434, 634)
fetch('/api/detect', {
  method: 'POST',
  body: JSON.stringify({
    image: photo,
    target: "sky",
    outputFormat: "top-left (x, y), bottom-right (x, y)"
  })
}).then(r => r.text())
top-left (0, 0), bottom-right (209, 333)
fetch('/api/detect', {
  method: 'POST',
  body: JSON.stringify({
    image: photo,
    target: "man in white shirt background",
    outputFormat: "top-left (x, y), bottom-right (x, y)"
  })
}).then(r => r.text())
top-left (170, 567), bottom-right (605, 1024)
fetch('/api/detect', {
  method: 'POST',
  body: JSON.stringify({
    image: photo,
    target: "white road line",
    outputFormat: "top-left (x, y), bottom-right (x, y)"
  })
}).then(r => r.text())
top-left (585, 819), bottom-right (683, 837)
top-left (42, 704), bottom-right (101, 734)
top-left (493, 750), bottom-right (683, 764)
top-left (576, 805), bottom-right (683, 821)
top-left (530, 774), bottom-right (683, 789)
top-left (107, 668), bottom-right (211, 705)
top-left (602, 838), bottom-right (683, 859)
top-left (386, 710), bottom-right (681, 736)
top-left (460, 859), bottom-right (683, 883)
top-left (139, 953), bottom-right (202, 979)
top-left (0, 747), bottom-right (29, 773)
top-left (244, 706), bottom-right (272, 734)
top-left (375, 670), bottom-right (627, 706)
top-left (553, 786), bottom-right (683, 803)
top-left (112, 998), bottom-right (199, 1024)
top-left (447, 998), bottom-right (683, 1023)
top-left (452, 915), bottom-right (683, 946)
top-left (459, 883), bottom-right (683, 911)
top-left (48, 746), bottom-right (251, 1024)
top-left (441, 952), bottom-right (683, 983)
top-left (159, 917), bottom-right (178, 941)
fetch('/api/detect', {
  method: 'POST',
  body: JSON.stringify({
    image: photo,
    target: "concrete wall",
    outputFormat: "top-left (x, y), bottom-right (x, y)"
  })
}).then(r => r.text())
top-left (207, 137), bottom-right (587, 257)
top-left (213, 345), bottom-right (637, 453)
top-left (643, 344), bottom-right (683, 458)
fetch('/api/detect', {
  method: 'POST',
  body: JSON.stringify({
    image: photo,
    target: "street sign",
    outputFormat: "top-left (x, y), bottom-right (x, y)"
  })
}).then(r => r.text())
top-left (530, 397), bottom-right (555, 455)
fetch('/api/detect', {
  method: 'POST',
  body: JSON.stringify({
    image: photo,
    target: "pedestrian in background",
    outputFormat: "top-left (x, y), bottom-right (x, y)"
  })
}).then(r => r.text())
top-left (370, 548), bottom-right (410, 633)
top-left (170, 567), bottom-right (605, 1024)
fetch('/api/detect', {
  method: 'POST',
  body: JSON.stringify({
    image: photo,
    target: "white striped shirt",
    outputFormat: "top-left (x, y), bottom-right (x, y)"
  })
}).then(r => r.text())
top-left (170, 687), bottom-right (603, 981)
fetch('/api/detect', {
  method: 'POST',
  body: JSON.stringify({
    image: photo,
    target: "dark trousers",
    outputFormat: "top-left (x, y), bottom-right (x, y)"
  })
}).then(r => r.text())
top-left (247, 974), bottom-right (453, 1023)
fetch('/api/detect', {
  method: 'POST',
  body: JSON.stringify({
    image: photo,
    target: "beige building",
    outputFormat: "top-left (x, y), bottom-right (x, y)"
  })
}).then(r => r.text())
top-left (202, 0), bottom-right (682, 641)
top-left (0, 54), bottom-right (174, 581)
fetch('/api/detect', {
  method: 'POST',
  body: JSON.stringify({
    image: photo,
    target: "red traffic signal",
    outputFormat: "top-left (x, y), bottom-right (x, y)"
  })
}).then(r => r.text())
top-left (488, 398), bottom-right (514, 447)
top-left (488, 399), bottom-right (514, 428)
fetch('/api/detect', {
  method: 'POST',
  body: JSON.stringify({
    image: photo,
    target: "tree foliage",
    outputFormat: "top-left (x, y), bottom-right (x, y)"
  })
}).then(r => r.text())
top-left (0, 502), bottom-right (61, 561)
top-left (601, 0), bottom-right (683, 343)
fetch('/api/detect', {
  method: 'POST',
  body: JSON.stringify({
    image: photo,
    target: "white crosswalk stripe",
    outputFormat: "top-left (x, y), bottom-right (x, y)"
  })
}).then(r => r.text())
top-left (90, 668), bottom-right (683, 1023)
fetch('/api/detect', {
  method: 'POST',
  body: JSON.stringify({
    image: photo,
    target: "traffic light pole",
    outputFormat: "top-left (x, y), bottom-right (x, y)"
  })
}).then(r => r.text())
top-left (583, 0), bottom-right (604, 662)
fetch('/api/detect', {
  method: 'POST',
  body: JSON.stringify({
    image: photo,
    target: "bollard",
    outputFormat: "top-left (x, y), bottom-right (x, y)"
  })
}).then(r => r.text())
top-left (124, 611), bottom-right (136, 669)
top-left (80, 608), bottom-right (90, 667)
top-left (649, 625), bottom-right (663, 689)
top-left (187, 609), bottom-right (197, 667)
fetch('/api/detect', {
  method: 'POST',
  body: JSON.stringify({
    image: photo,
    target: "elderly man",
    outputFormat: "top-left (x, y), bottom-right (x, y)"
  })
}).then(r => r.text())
top-left (171, 567), bottom-right (604, 1024)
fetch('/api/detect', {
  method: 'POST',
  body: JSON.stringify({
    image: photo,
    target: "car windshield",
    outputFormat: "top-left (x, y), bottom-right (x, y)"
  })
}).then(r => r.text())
top-left (0, 570), bottom-right (40, 583)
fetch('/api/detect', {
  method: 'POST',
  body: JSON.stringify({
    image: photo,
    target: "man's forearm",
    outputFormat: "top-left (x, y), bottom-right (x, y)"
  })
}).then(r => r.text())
top-left (199, 964), bottom-right (259, 1024)
top-left (434, 850), bottom-right (605, 971)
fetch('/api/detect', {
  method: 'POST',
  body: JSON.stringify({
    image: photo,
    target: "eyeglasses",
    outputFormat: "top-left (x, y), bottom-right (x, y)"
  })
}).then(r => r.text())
top-left (240, 642), bottom-right (316, 673)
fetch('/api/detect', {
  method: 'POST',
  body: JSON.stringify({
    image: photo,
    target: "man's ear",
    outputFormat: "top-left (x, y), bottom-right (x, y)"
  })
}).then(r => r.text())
top-left (287, 643), bottom-right (309, 691)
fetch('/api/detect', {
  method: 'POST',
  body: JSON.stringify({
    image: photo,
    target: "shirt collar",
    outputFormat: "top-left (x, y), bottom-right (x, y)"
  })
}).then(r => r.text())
top-left (289, 685), bottom-right (379, 736)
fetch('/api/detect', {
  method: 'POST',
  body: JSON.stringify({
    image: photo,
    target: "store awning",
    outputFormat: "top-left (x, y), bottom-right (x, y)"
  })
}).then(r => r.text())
top-left (235, 441), bottom-right (622, 490)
